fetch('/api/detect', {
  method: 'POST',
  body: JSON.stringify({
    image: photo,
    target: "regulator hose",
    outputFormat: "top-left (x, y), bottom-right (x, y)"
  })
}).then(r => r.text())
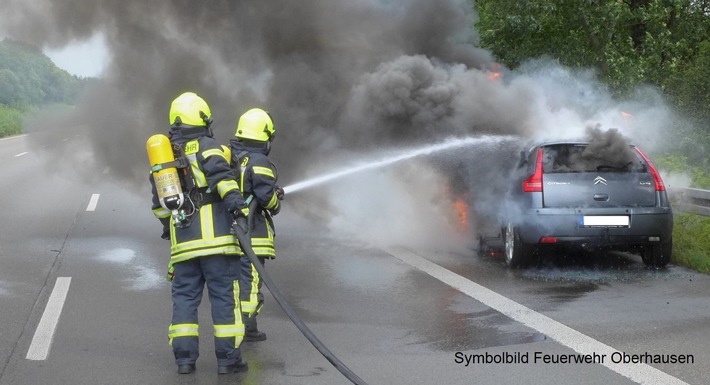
top-left (233, 199), bottom-right (370, 385)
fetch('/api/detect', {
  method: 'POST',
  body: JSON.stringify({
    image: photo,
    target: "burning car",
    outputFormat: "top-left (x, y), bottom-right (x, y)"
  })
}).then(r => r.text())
top-left (481, 133), bottom-right (673, 268)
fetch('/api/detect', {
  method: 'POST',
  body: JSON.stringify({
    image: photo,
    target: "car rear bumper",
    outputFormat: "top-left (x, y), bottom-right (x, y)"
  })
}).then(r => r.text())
top-left (516, 207), bottom-right (673, 246)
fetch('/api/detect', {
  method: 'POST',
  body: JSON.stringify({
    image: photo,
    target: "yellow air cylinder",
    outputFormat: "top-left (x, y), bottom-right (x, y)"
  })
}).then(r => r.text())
top-left (221, 145), bottom-right (232, 165)
top-left (147, 134), bottom-right (184, 211)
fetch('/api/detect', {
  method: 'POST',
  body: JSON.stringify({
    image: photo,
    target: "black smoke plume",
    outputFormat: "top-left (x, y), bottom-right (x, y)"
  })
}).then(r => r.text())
top-left (1, 1), bottom-right (675, 249)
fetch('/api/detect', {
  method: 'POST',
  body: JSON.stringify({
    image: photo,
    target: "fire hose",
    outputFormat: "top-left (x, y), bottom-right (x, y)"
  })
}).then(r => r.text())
top-left (232, 198), bottom-right (370, 385)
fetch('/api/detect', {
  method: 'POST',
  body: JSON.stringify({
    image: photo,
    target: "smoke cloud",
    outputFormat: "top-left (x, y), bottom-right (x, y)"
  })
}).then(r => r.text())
top-left (1, 1), bottom-right (678, 251)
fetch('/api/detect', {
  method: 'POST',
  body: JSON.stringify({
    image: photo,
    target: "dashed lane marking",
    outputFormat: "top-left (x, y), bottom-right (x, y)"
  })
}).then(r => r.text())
top-left (26, 277), bottom-right (72, 361)
top-left (14, 152), bottom-right (28, 157)
top-left (385, 247), bottom-right (689, 385)
top-left (86, 193), bottom-right (100, 211)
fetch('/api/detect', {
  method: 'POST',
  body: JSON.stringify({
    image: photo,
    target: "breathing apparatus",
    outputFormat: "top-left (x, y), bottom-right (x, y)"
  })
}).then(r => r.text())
top-left (146, 134), bottom-right (196, 228)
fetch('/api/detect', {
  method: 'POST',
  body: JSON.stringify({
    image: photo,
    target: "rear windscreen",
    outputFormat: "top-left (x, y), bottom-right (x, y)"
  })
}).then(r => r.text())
top-left (542, 144), bottom-right (646, 173)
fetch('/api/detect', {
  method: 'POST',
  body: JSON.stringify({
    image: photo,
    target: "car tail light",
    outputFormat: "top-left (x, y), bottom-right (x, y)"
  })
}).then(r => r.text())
top-left (634, 147), bottom-right (666, 191)
top-left (523, 148), bottom-right (544, 192)
top-left (540, 237), bottom-right (557, 244)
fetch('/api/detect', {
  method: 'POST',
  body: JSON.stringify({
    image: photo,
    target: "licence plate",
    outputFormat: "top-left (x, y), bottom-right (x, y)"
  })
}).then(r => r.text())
top-left (580, 216), bottom-right (630, 228)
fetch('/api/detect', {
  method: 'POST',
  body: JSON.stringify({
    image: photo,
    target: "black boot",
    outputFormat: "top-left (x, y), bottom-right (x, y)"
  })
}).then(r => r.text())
top-left (217, 358), bottom-right (248, 374)
top-left (244, 315), bottom-right (267, 342)
top-left (177, 364), bottom-right (195, 374)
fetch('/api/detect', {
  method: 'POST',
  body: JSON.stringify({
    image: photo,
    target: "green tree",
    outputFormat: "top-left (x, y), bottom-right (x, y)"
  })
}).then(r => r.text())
top-left (475, 0), bottom-right (710, 95)
top-left (0, 39), bottom-right (87, 106)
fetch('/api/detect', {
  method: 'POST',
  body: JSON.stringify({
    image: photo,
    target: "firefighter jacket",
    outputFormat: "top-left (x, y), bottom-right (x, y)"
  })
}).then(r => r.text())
top-left (151, 127), bottom-right (247, 277)
top-left (229, 139), bottom-right (279, 258)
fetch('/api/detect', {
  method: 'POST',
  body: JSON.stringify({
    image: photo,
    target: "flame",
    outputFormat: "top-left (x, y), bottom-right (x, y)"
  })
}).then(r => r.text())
top-left (452, 196), bottom-right (469, 234)
top-left (487, 71), bottom-right (502, 80)
top-left (621, 111), bottom-right (633, 119)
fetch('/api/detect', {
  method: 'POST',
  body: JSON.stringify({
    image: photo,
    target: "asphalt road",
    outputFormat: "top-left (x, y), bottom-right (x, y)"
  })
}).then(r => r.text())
top-left (0, 130), bottom-right (709, 385)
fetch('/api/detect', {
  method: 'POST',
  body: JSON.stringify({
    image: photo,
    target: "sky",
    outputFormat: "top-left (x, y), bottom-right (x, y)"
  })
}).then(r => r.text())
top-left (43, 33), bottom-right (109, 78)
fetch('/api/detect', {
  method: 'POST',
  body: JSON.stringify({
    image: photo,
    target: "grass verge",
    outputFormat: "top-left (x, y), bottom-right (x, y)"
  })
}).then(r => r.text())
top-left (0, 104), bottom-right (23, 137)
top-left (672, 213), bottom-right (710, 273)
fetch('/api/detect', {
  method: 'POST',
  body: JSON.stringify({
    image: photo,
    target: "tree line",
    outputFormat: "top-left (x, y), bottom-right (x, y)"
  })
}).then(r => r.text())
top-left (0, 39), bottom-right (88, 106)
top-left (475, 0), bottom-right (710, 174)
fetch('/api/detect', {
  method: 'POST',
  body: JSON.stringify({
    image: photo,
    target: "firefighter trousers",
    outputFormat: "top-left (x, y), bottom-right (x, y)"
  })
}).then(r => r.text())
top-left (168, 254), bottom-right (245, 367)
top-left (240, 256), bottom-right (266, 319)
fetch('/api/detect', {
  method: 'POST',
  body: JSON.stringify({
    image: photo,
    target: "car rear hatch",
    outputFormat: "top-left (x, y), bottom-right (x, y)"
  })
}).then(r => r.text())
top-left (540, 143), bottom-right (657, 208)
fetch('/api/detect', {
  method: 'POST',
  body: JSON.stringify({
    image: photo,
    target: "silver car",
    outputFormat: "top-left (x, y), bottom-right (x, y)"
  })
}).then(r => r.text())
top-left (490, 140), bottom-right (673, 268)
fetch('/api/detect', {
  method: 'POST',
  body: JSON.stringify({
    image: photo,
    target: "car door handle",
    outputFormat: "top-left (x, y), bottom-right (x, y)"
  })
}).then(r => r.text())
top-left (593, 193), bottom-right (609, 201)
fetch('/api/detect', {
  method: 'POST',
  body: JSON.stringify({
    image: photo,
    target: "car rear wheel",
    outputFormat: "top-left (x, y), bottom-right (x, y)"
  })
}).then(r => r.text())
top-left (505, 223), bottom-right (531, 268)
top-left (641, 238), bottom-right (672, 268)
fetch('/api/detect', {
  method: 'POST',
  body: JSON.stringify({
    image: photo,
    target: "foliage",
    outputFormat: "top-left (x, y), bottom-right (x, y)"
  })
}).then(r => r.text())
top-left (0, 104), bottom-right (23, 137)
top-left (0, 38), bottom-right (91, 137)
top-left (655, 154), bottom-right (710, 189)
top-left (0, 39), bottom-right (86, 107)
top-left (475, 0), bottom-right (710, 95)
top-left (672, 213), bottom-right (710, 273)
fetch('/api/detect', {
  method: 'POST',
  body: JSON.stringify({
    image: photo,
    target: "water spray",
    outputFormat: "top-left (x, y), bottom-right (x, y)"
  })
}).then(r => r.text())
top-left (282, 135), bottom-right (519, 194)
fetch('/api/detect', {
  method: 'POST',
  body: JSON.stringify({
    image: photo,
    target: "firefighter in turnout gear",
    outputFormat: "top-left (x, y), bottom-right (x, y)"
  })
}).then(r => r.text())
top-left (149, 92), bottom-right (250, 375)
top-left (229, 107), bottom-right (284, 342)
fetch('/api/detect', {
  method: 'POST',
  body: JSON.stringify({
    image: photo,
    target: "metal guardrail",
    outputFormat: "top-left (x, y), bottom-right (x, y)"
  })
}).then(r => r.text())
top-left (671, 187), bottom-right (710, 216)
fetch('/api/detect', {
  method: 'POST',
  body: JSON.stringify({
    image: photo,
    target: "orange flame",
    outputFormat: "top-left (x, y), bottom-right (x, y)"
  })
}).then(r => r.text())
top-left (621, 111), bottom-right (633, 119)
top-left (452, 196), bottom-right (469, 234)
top-left (487, 71), bottom-right (502, 80)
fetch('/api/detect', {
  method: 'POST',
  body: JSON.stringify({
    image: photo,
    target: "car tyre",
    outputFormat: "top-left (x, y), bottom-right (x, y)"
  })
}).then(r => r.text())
top-left (505, 223), bottom-right (531, 268)
top-left (641, 238), bottom-right (672, 268)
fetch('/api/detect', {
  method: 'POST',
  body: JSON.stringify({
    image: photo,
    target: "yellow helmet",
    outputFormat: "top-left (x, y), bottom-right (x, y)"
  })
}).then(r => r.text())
top-left (235, 108), bottom-right (274, 142)
top-left (169, 92), bottom-right (212, 127)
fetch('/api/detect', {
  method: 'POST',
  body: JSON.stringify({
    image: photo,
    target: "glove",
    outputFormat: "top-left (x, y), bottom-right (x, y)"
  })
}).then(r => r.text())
top-left (232, 206), bottom-right (249, 220)
top-left (275, 186), bottom-right (285, 201)
top-left (166, 265), bottom-right (175, 282)
top-left (231, 206), bottom-right (250, 235)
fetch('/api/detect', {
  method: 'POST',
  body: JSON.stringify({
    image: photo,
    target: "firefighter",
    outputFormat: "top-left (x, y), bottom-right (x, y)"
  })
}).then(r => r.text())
top-left (149, 92), bottom-right (249, 375)
top-left (229, 107), bottom-right (284, 341)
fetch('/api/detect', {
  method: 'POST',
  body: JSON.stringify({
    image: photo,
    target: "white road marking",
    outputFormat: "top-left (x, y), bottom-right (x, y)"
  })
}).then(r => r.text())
top-left (14, 152), bottom-right (28, 157)
top-left (26, 277), bottom-right (72, 361)
top-left (386, 248), bottom-right (689, 385)
top-left (86, 193), bottom-right (100, 211)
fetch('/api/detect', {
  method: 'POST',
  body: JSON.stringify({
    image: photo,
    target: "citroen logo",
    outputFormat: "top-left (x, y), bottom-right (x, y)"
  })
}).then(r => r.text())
top-left (594, 176), bottom-right (607, 185)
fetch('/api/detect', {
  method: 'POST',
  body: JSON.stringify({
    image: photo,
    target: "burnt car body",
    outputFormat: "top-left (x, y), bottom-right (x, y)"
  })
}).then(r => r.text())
top-left (486, 140), bottom-right (673, 268)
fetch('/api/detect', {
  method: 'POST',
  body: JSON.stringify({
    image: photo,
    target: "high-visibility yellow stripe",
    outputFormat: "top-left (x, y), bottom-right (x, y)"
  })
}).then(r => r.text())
top-left (217, 179), bottom-right (240, 198)
top-left (252, 236), bottom-right (274, 244)
top-left (153, 207), bottom-right (171, 218)
top-left (185, 153), bottom-right (207, 187)
top-left (243, 263), bottom-right (261, 317)
top-left (169, 323), bottom-right (199, 338)
top-left (170, 236), bottom-right (242, 262)
top-left (214, 324), bottom-right (245, 338)
top-left (232, 279), bottom-right (245, 347)
top-left (200, 204), bottom-right (214, 239)
top-left (252, 166), bottom-right (275, 179)
top-left (202, 148), bottom-right (228, 161)
top-left (191, 163), bottom-right (207, 186)
top-left (265, 192), bottom-right (279, 210)
top-left (252, 247), bottom-right (276, 257)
